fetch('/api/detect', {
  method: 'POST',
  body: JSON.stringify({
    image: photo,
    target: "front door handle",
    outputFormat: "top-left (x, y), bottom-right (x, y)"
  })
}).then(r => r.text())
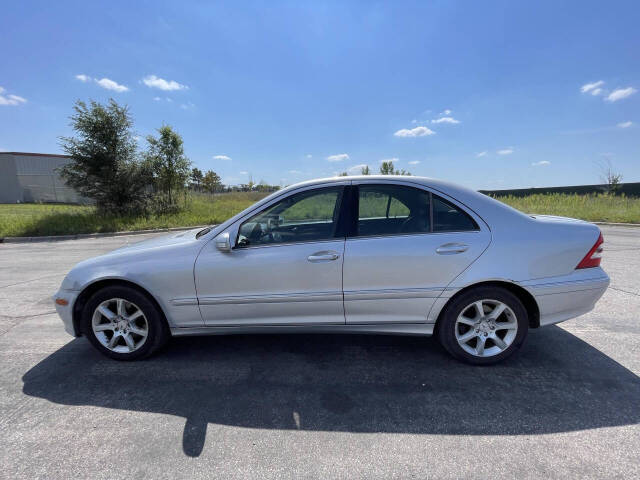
top-left (307, 251), bottom-right (340, 262)
top-left (436, 243), bottom-right (469, 255)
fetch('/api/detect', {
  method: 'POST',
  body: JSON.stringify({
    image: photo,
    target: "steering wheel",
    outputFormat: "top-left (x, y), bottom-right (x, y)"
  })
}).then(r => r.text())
top-left (248, 222), bottom-right (264, 241)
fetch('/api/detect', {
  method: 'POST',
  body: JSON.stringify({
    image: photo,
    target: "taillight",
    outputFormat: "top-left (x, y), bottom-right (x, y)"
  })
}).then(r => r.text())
top-left (576, 232), bottom-right (603, 269)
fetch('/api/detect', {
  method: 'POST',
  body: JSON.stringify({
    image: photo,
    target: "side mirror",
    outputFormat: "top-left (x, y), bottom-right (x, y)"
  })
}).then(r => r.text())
top-left (215, 232), bottom-right (232, 252)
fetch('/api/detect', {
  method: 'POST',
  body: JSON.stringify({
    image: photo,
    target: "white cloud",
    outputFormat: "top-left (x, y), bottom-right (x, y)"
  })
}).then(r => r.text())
top-left (288, 170), bottom-right (302, 174)
top-left (0, 87), bottom-right (27, 106)
top-left (380, 157), bottom-right (399, 163)
top-left (531, 160), bottom-right (551, 166)
top-left (95, 77), bottom-right (129, 92)
top-left (153, 96), bottom-right (162, 101)
top-left (394, 126), bottom-right (435, 137)
top-left (617, 121), bottom-right (633, 128)
top-left (476, 151), bottom-right (488, 158)
top-left (142, 75), bottom-right (188, 91)
top-left (327, 153), bottom-right (349, 162)
top-left (306, 154), bottom-right (312, 159)
top-left (497, 148), bottom-right (514, 155)
top-left (213, 155), bottom-right (232, 161)
top-left (239, 171), bottom-right (249, 175)
top-left (347, 164), bottom-right (368, 172)
top-left (580, 80), bottom-right (604, 93)
top-left (180, 102), bottom-right (195, 110)
top-left (590, 88), bottom-right (602, 96)
top-left (75, 75), bottom-right (129, 92)
top-left (9, 94), bottom-right (26, 104)
top-left (606, 87), bottom-right (637, 102)
top-left (440, 109), bottom-right (452, 115)
top-left (408, 160), bottom-right (420, 165)
top-left (431, 116), bottom-right (460, 124)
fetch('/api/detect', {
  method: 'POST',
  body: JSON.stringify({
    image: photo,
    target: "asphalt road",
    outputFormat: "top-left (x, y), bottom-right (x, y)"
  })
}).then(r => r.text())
top-left (1, 226), bottom-right (639, 479)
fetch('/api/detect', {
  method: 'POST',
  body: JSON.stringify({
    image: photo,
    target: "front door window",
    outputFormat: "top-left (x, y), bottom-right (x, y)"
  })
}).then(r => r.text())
top-left (237, 187), bottom-right (344, 247)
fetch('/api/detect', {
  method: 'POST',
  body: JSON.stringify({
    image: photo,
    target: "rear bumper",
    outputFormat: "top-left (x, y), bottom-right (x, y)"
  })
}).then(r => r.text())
top-left (519, 267), bottom-right (610, 327)
top-left (53, 289), bottom-right (80, 337)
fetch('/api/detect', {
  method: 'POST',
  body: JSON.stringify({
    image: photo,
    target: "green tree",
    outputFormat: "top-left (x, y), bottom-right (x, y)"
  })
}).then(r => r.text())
top-left (379, 160), bottom-right (410, 176)
top-left (59, 99), bottom-right (151, 214)
top-left (361, 165), bottom-right (371, 175)
top-left (190, 167), bottom-right (204, 191)
top-left (144, 125), bottom-right (192, 207)
top-left (338, 171), bottom-right (348, 177)
top-left (599, 159), bottom-right (623, 194)
top-left (202, 170), bottom-right (222, 193)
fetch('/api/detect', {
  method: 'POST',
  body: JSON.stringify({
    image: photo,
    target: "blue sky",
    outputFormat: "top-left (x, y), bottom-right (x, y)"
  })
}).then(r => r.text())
top-left (1, 0), bottom-right (638, 189)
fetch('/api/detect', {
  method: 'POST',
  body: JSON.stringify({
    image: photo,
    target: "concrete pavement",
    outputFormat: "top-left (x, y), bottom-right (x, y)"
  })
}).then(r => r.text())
top-left (1, 226), bottom-right (638, 479)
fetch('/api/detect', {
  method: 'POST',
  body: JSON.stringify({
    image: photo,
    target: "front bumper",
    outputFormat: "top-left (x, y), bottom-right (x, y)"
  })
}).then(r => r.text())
top-left (519, 267), bottom-right (610, 326)
top-left (53, 289), bottom-right (81, 337)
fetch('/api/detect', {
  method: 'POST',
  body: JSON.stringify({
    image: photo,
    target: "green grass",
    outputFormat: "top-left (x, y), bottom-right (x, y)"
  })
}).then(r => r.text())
top-left (494, 193), bottom-right (640, 224)
top-left (1, 191), bottom-right (639, 238)
top-left (0, 192), bottom-right (269, 238)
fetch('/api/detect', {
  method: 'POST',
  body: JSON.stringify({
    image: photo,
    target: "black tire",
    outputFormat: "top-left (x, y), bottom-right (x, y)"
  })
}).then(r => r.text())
top-left (81, 285), bottom-right (169, 361)
top-left (437, 286), bottom-right (528, 365)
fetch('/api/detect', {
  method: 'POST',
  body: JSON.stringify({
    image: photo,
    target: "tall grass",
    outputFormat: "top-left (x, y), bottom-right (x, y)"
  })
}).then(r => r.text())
top-left (494, 193), bottom-right (640, 223)
top-left (0, 192), bottom-right (269, 237)
top-left (1, 191), bottom-right (639, 238)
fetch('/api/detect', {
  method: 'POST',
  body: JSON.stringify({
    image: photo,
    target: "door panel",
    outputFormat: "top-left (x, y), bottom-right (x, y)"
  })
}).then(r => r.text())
top-left (344, 182), bottom-right (489, 324)
top-left (343, 232), bottom-right (490, 323)
top-left (195, 240), bottom-right (345, 325)
top-left (195, 184), bottom-right (347, 326)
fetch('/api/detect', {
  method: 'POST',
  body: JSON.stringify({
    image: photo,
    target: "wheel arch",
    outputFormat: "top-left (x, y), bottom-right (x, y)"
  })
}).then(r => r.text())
top-left (435, 280), bottom-right (540, 330)
top-left (73, 278), bottom-right (171, 336)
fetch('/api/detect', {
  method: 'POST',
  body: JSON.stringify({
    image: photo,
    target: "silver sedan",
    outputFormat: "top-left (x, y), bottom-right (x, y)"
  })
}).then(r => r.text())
top-left (54, 176), bottom-right (609, 364)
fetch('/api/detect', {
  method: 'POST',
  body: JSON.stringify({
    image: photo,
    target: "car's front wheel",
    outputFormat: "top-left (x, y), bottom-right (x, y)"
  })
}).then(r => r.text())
top-left (82, 285), bottom-right (169, 360)
top-left (437, 286), bottom-right (529, 365)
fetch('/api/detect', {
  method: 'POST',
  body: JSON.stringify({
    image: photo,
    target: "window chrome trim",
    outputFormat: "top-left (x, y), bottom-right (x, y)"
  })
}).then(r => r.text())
top-left (231, 237), bottom-right (346, 251)
top-left (346, 229), bottom-right (483, 243)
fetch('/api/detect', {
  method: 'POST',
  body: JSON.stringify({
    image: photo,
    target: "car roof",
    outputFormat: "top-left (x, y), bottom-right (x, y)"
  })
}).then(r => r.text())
top-left (209, 175), bottom-right (531, 238)
top-left (286, 175), bottom-right (529, 222)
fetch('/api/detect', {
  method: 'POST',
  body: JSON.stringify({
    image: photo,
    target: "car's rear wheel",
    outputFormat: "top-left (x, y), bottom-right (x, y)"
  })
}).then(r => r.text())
top-left (437, 286), bottom-right (528, 365)
top-left (82, 285), bottom-right (169, 360)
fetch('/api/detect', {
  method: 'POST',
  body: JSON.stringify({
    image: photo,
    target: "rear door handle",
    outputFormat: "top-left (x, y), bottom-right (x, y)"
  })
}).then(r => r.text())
top-left (307, 251), bottom-right (340, 262)
top-left (436, 243), bottom-right (469, 255)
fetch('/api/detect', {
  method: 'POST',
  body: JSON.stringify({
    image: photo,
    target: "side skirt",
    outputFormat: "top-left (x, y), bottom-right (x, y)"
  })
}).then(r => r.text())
top-left (170, 323), bottom-right (435, 337)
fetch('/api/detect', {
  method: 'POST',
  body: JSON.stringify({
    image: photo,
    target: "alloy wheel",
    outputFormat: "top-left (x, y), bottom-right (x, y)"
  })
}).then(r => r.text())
top-left (91, 298), bottom-right (149, 353)
top-left (454, 299), bottom-right (518, 357)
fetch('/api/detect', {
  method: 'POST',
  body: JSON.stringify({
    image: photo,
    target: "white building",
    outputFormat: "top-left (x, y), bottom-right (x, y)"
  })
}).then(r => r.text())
top-left (0, 152), bottom-right (86, 204)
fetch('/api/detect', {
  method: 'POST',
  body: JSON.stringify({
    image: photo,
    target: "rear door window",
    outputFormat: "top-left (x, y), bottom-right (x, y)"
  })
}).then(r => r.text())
top-left (432, 194), bottom-right (478, 232)
top-left (356, 185), bottom-right (430, 236)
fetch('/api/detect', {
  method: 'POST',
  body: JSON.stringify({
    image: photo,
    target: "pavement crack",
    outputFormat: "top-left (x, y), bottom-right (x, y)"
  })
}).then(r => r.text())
top-left (0, 311), bottom-right (57, 337)
top-left (0, 274), bottom-right (62, 289)
top-left (0, 311), bottom-right (56, 320)
top-left (609, 286), bottom-right (640, 297)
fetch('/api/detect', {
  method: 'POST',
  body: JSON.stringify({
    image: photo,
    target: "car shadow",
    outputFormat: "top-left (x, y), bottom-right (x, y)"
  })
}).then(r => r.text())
top-left (22, 326), bottom-right (640, 457)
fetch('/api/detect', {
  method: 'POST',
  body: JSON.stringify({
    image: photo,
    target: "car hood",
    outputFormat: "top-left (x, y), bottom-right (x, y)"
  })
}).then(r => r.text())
top-left (108, 227), bottom-right (205, 254)
top-left (60, 228), bottom-right (207, 291)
